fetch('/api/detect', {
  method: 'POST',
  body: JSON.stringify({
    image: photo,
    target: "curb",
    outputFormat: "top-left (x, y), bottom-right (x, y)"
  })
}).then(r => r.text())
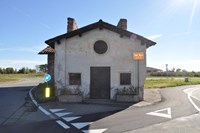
top-left (132, 89), bottom-right (162, 107)
top-left (29, 87), bottom-right (51, 116)
top-left (29, 87), bottom-right (162, 116)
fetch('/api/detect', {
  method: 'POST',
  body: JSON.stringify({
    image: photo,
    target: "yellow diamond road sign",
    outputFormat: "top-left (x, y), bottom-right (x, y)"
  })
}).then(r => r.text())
top-left (133, 52), bottom-right (144, 60)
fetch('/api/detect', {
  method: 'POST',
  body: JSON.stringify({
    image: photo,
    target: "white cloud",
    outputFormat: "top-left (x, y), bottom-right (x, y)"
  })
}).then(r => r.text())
top-left (146, 34), bottom-right (163, 41)
top-left (169, 59), bottom-right (200, 71)
top-left (188, 0), bottom-right (198, 31)
top-left (0, 59), bottom-right (46, 69)
top-left (148, 59), bottom-right (200, 72)
top-left (0, 44), bottom-right (46, 53)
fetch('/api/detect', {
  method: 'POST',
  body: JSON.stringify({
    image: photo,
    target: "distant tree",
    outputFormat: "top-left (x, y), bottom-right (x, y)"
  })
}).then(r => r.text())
top-left (176, 68), bottom-right (181, 72)
top-left (25, 67), bottom-right (29, 74)
top-left (5, 67), bottom-right (14, 74)
top-left (182, 69), bottom-right (187, 73)
top-left (29, 69), bottom-right (36, 73)
top-left (18, 67), bottom-right (26, 74)
top-left (2, 68), bottom-right (6, 74)
top-left (171, 68), bottom-right (175, 72)
top-left (182, 69), bottom-right (188, 76)
top-left (0, 68), bottom-right (3, 74)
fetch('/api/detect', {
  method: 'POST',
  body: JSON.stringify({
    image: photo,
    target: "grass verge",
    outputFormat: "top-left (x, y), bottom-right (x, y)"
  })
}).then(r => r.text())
top-left (0, 74), bottom-right (43, 83)
top-left (145, 77), bottom-right (200, 88)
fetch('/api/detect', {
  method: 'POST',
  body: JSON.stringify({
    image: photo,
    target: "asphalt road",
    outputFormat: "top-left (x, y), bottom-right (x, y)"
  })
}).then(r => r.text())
top-left (0, 86), bottom-right (67, 133)
top-left (0, 86), bottom-right (124, 133)
top-left (89, 85), bottom-right (200, 133)
top-left (0, 86), bottom-right (32, 125)
top-left (0, 84), bottom-right (200, 133)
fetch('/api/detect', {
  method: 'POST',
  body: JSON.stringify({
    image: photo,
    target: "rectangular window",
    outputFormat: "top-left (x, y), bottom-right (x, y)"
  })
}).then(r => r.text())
top-left (120, 73), bottom-right (131, 85)
top-left (69, 73), bottom-right (81, 85)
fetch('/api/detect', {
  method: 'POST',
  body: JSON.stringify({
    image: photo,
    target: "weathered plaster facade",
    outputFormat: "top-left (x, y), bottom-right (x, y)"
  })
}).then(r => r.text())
top-left (54, 28), bottom-right (146, 100)
top-left (43, 18), bottom-right (156, 101)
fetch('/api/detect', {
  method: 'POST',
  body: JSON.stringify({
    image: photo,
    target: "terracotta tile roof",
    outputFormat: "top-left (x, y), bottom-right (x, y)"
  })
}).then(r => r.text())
top-left (38, 46), bottom-right (55, 54)
top-left (45, 20), bottom-right (156, 48)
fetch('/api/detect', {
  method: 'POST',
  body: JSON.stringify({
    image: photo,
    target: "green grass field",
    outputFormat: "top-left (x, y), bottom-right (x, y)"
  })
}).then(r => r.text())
top-left (1, 74), bottom-right (200, 88)
top-left (145, 77), bottom-right (200, 88)
top-left (0, 74), bottom-right (43, 82)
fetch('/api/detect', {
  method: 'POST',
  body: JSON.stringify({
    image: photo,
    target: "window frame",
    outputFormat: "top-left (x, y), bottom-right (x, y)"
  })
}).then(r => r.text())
top-left (69, 73), bottom-right (81, 85)
top-left (120, 73), bottom-right (131, 85)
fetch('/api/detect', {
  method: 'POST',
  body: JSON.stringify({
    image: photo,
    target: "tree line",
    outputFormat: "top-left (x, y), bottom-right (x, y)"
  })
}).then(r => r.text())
top-left (0, 67), bottom-right (36, 74)
top-left (148, 69), bottom-right (200, 77)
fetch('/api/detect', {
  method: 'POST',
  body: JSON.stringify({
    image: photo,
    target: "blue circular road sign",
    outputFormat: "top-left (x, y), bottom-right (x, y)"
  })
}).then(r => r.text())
top-left (44, 74), bottom-right (51, 82)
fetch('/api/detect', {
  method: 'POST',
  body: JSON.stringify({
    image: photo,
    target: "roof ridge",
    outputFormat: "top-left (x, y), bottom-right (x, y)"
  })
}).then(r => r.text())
top-left (45, 20), bottom-right (156, 48)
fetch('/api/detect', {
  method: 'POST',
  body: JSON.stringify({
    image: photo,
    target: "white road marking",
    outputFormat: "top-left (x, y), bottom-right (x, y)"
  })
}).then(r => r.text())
top-left (190, 88), bottom-right (200, 102)
top-left (50, 109), bottom-right (65, 113)
top-left (71, 122), bottom-right (93, 129)
top-left (29, 87), bottom-right (39, 107)
top-left (32, 99), bottom-right (38, 106)
top-left (187, 88), bottom-right (200, 112)
top-left (56, 120), bottom-right (70, 129)
top-left (183, 88), bottom-right (194, 94)
top-left (62, 116), bottom-right (81, 122)
top-left (82, 129), bottom-right (107, 133)
top-left (38, 106), bottom-right (51, 115)
top-left (55, 112), bottom-right (72, 117)
top-left (191, 94), bottom-right (200, 102)
top-left (29, 87), bottom-right (56, 118)
top-left (146, 107), bottom-right (172, 119)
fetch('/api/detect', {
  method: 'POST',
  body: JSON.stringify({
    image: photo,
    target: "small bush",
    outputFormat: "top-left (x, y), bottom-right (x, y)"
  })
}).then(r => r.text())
top-left (116, 86), bottom-right (138, 95)
top-left (60, 86), bottom-right (82, 95)
top-left (32, 81), bottom-right (56, 103)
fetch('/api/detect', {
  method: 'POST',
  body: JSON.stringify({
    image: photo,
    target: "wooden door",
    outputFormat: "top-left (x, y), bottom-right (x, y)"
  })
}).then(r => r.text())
top-left (90, 67), bottom-right (110, 99)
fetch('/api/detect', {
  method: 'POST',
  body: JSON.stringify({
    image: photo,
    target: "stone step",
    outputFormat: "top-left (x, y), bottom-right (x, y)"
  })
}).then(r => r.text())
top-left (83, 99), bottom-right (133, 107)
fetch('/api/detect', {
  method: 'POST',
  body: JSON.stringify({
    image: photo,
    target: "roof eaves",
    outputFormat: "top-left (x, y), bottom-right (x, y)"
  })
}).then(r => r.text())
top-left (45, 20), bottom-right (156, 48)
top-left (38, 46), bottom-right (55, 54)
top-left (45, 21), bottom-right (100, 47)
top-left (100, 21), bottom-right (156, 47)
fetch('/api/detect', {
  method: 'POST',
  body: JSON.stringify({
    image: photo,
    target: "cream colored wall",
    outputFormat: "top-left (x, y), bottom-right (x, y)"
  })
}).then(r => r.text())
top-left (54, 28), bottom-right (146, 100)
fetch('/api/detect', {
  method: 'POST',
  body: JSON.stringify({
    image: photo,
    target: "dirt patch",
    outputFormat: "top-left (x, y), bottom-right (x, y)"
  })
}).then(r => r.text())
top-left (0, 78), bottom-right (44, 87)
top-left (144, 89), bottom-right (161, 103)
top-left (133, 89), bottom-right (161, 107)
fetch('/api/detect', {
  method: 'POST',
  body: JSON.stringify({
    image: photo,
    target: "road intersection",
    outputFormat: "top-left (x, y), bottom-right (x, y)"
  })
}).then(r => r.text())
top-left (0, 83), bottom-right (200, 133)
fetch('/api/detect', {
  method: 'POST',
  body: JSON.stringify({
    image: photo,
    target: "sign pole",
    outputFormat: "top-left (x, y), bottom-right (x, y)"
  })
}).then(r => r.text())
top-left (133, 52), bottom-right (144, 94)
top-left (44, 74), bottom-right (51, 98)
top-left (138, 60), bottom-right (139, 90)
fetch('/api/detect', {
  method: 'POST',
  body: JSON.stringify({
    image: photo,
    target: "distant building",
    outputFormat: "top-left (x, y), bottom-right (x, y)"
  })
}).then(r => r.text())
top-left (35, 65), bottom-right (40, 73)
top-left (39, 17), bottom-right (156, 102)
top-left (146, 67), bottom-right (163, 73)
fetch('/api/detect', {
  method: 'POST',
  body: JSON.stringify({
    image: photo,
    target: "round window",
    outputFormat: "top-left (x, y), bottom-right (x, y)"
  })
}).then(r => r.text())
top-left (94, 40), bottom-right (108, 54)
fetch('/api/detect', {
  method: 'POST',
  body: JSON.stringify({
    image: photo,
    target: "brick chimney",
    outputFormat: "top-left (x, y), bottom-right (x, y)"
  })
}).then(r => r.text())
top-left (117, 19), bottom-right (127, 30)
top-left (67, 17), bottom-right (78, 32)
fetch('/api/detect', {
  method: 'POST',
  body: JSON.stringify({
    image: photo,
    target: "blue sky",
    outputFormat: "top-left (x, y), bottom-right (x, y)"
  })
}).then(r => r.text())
top-left (0, 0), bottom-right (200, 71)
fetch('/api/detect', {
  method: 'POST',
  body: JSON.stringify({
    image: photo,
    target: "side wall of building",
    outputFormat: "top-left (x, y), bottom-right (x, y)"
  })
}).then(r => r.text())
top-left (48, 54), bottom-right (54, 80)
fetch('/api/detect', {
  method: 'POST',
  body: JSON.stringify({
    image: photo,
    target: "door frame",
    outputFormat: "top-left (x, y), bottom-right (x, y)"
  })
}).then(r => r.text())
top-left (90, 66), bottom-right (111, 99)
